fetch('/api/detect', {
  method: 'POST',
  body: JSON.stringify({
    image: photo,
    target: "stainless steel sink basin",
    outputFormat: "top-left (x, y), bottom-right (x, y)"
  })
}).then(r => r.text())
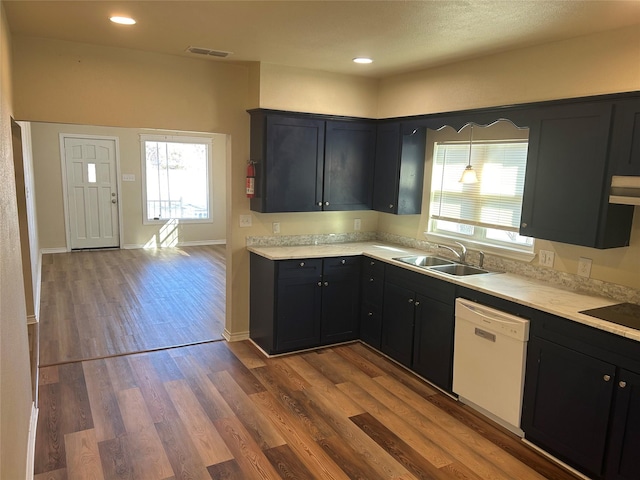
top-left (428, 264), bottom-right (491, 276)
top-left (393, 255), bottom-right (454, 267)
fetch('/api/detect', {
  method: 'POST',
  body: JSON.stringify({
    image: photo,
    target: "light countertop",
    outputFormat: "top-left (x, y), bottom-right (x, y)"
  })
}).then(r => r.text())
top-left (248, 241), bottom-right (640, 342)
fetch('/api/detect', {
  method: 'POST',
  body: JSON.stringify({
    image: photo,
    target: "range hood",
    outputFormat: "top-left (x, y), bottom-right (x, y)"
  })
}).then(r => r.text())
top-left (609, 176), bottom-right (640, 206)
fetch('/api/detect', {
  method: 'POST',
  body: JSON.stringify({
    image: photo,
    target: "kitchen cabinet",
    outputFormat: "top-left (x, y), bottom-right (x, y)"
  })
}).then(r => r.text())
top-left (249, 253), bottom-right (361, 354)
top-left (412, 294), bottom-right (454, 391)
top-left (522, 336), bottom-right (615, 476)
top-left (522, 311), bottom-right (640, 479)
top-left (610, 97), bottom-right (640, 176)
top-left (324, 120), bottom-right (376, 211)
top-left (373, 122), bottom-right (427, 214)
top-left (359, 258), bottom-right (385, 349)
top-left (381, 265), bottom-right (455, 390)
top-left (249, 111), bottom-right (324, 213)
top-left (520, 101), bottom-right (634, 248)
top-left (606, 369), bottom-right (640, 480)
top-left (248, 109), bottom-right (376, 213)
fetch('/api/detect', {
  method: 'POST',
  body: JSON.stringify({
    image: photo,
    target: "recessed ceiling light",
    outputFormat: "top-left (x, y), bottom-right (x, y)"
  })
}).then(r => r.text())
top-left (110, 16), bottom-right (136, 25)
top-left (353, 57), bottom-right (373, 64)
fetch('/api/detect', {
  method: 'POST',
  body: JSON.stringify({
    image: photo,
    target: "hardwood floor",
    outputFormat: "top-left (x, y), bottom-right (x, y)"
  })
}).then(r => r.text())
top-left (34, 340), bottom-right (580, 480)
top-left (38, 245), bottom-right (226, 366)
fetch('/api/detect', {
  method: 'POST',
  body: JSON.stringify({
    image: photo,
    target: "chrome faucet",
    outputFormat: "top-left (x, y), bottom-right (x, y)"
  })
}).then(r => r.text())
top-left (437, 242), bottom-right (467, 263)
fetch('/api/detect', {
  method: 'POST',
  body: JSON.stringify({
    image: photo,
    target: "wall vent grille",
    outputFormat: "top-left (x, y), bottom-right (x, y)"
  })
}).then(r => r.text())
top-left (186, 46), bottom-right (233, 58)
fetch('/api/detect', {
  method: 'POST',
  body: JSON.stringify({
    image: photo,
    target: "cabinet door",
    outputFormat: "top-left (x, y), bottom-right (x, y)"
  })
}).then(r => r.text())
top-left (275, 261), bottom-right (323, 352)
top-left (360, 303), bottom-right (382, 349)
top-left (373, 122), bottom-right (401, 213)
top-left (522, 337), bottom-right (615, 477)
top-left (606, 369), bottom-right (640, 480)
top-left (324, 120), bottom-right (376, 210)
top-left (381, 281), bottom-right (415, 367)
top-left (610, 98), bottom-right (640, 175)
top-left (520, 102), bottom-right (615, 247)
top-left (373, 123), bottom-right (427, 215)
top-left (320, 257), bottom-right (361, 345)
top-left (264, 115), bottom-right (325, 212)
top-left (412, 295), bottom-right (454, 392)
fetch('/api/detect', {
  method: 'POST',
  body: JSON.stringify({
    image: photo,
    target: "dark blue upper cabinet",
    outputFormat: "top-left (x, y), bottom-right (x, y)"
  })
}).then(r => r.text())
top-left (324, 120), bottom-right (376, 211)
top-left (248, 109), bottom-right (375, 212)
top-left (610, 97), bottom-right (640, 176)
top-left (520, 101), bottom-right (634, 248)
top-left (373, 122), bottom-right (427, 215)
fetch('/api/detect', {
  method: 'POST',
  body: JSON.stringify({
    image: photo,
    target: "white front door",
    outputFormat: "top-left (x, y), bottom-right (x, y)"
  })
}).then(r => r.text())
top-left (63, 136), bottom-right (120, 249)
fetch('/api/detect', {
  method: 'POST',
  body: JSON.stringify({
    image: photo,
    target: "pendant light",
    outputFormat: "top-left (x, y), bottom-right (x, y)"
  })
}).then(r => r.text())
top-left (459, 124), bottom-right (478, 184)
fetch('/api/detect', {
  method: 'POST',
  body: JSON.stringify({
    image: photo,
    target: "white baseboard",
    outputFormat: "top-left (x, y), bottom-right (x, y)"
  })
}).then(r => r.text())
top-left (123, 239), bottom-right (226, 250)
top-left (40, 247), bottom-right (67, 255)
top-left (223, 329), bottom-right (250, 342)
top-left (26, 402), bottom-right (38, 480)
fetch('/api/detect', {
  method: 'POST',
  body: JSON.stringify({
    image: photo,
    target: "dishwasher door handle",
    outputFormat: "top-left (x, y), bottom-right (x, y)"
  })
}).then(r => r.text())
top-left (458, 299), bottom-right (523, 326)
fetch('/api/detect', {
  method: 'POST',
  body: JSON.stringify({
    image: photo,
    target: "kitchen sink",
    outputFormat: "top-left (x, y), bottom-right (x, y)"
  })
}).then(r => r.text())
top-left (428, 264), bottom-right (491, 276)
top-left (393, 255), bottom-right (454, 267)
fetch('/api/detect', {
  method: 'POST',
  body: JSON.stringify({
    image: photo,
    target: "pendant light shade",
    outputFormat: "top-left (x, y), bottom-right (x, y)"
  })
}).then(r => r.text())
top-left (459, 124), bottom-right (478, 184)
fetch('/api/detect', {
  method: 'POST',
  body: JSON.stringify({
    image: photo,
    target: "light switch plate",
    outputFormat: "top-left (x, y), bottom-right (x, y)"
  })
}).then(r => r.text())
top-left (122, 173), bottom-right (135, 182)
top-left (239, 215), bottom-right (252, 227)
top-left (354, 218), bottom-right (361, 231)
top-left (539, 249), bottom-right (555, 268)
top-left (272, 222), bottom-right (280, 234)
top-left (577, 257), bottom-right (592, 278)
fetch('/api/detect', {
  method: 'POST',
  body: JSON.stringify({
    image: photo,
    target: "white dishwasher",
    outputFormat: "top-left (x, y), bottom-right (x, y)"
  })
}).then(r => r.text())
top-left (453, 298), bottom-right (530, 437)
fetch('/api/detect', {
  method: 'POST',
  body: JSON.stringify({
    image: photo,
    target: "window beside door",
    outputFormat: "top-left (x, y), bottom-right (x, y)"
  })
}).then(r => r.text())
top-left (141, 134), bottom-right (213, 223)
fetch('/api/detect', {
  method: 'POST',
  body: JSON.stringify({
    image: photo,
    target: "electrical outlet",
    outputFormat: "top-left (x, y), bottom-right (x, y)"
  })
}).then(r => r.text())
top-left (272, 222), bottom-right (280, 234)
top-left (354, 218), bottom-right (361, 231)
top-left (539, 249), bottom-right (555, 268)
top-left (239, 215), bottom-right (252, 227)
top-left (577, 257), bottom-right (592, 278)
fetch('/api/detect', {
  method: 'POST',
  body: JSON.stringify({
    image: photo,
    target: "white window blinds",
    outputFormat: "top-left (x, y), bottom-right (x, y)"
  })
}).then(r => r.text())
top-left (430, 141), bottom-right (528, 232)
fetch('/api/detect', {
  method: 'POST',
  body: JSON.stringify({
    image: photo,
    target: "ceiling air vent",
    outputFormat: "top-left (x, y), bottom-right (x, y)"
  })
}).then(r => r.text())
top-left (186, 46), bottom-right (232, 58)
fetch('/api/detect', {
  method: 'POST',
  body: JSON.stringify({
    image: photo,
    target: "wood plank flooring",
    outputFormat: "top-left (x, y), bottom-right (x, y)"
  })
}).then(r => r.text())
top-left (38, 245), bottom-right (226, 366)
top-left (34, 340), bottom-right (581, 480)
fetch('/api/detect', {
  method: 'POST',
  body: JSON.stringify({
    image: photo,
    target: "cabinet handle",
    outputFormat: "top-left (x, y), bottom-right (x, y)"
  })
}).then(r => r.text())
top-left (415, 301), bottom-right (420, 306)
top-left (521, 222), bottom-right (528, 228)
top-left (324, 281), bottom-right (329, 287)
top-left (389, 204), bottom-right (394, 209)
top-left (368, 312), bottom-right (373, 316)
top-left (408, 298), bottom-right (414, 303)
top-left (369, 277), bottom-right (374, 282)
top-left (325, 201), bottom-right (330, 206)
top-left (317, 281), bottom-right (322, 287)
top-left (299, 262), bottom-right (305, 267)
top-left (370, 261), bottom-right (375, 266)
top-left (317, 202), bottom-right (323, 207)
top-left (604, 374), bottom-right (611, 382)
top-left (341, 259), bottom-right (346, 265)
top-left (619, 381), bottom-right (627, 388)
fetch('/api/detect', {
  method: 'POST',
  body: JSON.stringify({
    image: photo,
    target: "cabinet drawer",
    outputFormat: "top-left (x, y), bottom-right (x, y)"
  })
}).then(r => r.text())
top-left (277, 259), bottom-right (322, 279)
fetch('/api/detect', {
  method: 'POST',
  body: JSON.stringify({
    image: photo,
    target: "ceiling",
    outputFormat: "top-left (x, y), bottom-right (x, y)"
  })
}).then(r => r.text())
top-left (4, 1), bottom-right (640, 78)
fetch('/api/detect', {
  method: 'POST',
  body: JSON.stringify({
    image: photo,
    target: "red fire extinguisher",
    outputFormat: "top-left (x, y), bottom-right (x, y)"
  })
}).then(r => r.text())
top-left (246, 161), bottom-right (255, 198)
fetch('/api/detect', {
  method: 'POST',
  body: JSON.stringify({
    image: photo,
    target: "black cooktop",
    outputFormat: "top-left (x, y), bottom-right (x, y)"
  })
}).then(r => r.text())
top-left (579, 302), bottom-right (640, 331)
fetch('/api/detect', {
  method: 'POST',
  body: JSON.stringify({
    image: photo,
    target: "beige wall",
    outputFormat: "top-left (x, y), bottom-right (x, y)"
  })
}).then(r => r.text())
top-left (257, 63), bottom-right (379, 117)
top-left (0, 2), bottom-right (34, 478)
top-left (377, 25), bottom-right (640, 118)
top-left (376, 25), bottom-right (640, 290)
top-left (29, 122), bottom-right (227, 249)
